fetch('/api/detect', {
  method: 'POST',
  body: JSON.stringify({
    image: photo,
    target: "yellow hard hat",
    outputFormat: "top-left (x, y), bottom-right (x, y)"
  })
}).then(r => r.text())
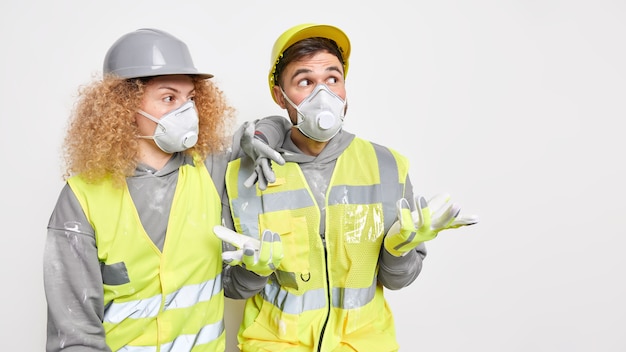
top-left (268, 23), bottom-right (351, 104)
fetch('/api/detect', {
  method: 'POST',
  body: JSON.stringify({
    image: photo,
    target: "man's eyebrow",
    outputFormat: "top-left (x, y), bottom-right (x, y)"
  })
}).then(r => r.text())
top-left (289, 66), bottom-right (343, 80)
top-left (290, 68), bottom-right (312, 80)
top-left (326, 66), bottom-right (343, 75)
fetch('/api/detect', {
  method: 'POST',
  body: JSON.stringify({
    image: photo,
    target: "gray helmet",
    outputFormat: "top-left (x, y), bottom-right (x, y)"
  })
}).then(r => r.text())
top-left (103, 28), bottom-right (213, 79)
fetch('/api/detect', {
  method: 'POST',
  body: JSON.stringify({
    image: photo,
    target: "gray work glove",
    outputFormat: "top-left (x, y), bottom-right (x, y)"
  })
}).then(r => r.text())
top-left (240, 121), bottom-right (285, 190)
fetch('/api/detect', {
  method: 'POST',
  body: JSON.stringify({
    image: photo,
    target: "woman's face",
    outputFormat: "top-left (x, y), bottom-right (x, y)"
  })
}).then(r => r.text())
top-left (136, 75), bottom-right (195, 137)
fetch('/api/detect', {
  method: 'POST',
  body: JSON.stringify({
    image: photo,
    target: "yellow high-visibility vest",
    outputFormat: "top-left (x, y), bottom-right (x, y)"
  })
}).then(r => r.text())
top-left (226, 138), bottom-right (409, 352)
top-left (69, 160), bottom-right (225, 352)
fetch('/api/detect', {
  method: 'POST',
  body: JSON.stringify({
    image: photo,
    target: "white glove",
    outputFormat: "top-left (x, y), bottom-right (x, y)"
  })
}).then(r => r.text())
top-left (240, 121), bottom-right (285, 190)
top-left (213, 225), bottom-right (283, 277)
top-left (384, 194), bottom-right (479, 257)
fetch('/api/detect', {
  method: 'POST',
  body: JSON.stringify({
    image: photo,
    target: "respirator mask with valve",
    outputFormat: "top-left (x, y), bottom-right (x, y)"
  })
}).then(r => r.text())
top-left (282, 84), bottom-right (346, 142)
top-left (137, 100), bottom-right (199, 153)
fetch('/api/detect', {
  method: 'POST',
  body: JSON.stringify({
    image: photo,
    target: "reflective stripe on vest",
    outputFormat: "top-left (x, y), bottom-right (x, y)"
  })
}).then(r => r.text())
top-left (104, 274), bottom-right (222, 323)
top-left (258, 278), bottom-right (378, 314)
top-left (117, 321), bottom-right (224, 352)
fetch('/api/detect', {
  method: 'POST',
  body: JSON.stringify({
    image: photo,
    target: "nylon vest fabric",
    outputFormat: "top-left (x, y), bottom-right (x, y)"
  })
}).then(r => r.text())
top-left (68, 160), bottom-right (225, 352)
top-left (226, 138), bottom-right (409, 352)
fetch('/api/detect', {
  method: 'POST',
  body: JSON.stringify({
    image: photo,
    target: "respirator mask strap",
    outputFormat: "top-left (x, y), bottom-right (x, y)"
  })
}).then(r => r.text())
top-left (137, 110), bottom-right (165, 139)
top-left (280, 88), bottom-right (306, 126)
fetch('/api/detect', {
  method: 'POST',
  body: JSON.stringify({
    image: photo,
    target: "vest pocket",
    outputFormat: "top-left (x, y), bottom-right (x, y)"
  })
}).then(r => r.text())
top-left (245, 294), bottom-right (300, 344)
top-left (341, 295), bottom-right (399, 351)
top-left (100, 261), bottom-right (130, 285)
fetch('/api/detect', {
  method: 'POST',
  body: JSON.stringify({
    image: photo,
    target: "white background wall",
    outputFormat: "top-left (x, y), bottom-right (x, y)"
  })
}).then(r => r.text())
top-left (1, 1), bottom-right (624, 351)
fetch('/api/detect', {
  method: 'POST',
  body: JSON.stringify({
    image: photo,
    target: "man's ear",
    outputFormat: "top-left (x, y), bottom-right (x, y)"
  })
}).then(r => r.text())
top-left (274, 86), bottom-right (287, 109)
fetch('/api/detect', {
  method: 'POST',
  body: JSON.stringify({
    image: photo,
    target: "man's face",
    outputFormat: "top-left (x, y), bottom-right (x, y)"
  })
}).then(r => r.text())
top-left (274, 51), bottom-right (346, 124)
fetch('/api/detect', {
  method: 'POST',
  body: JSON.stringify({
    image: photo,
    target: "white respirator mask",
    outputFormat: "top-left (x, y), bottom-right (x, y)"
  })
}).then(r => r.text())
top-left (282, 84), bottom-right (346, 142)
top-left (137, 100), bottom-right (199, 153)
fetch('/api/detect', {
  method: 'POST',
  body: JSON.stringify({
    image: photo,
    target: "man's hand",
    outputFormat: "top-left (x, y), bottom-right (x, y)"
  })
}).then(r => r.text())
top-left (240, 121), bottom-right (285, 190)
top-left (213, 225), bottom-right (283, 276)
top-left (384, 194), bottom-right (479, 257)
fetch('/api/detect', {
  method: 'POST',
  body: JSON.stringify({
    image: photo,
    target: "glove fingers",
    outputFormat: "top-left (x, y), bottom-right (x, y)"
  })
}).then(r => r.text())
top-left (259, 159), bottom-right (276, 184)
top-left (222, 250), bottom-right (243, 266)
top-left (240, 121), bottom-right (258, 160)
top-left (395, 198), bottom-right (410, 227)
top-left (256, 231), bottom-right (274, 267)
top-left (256, 165), bottom-right (268, 191)
top-left (252, 139), bottom-right (285, 165)
top-left (271, 232), bottom-right (283, 267)
top-left (428, 193), bottom-right (452, 215)
top-left (242, 242), bottom-right (259, 268)
top-left (432, 202), bottom-right (461, 230)
top-left (243, 171), bottom-right (259, 189)
top-left (449, 214), bottom-right (480, 228)
top-left (243, 120), bottom-right (254, 133)
top-left (213, 225), bottom-right (259, 249)
top-left (414, 195), bottom-right (430, 228)
top-left (384, 198), bottom-right (420, 257)
top-left (243, 230), bottom-right (282, 276)
top-left (259, 230), bottom-right (283, 269)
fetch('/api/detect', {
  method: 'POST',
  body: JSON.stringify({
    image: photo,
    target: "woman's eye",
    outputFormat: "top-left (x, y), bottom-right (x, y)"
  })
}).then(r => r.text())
top-left (163, 96), bottom-right (173, 103)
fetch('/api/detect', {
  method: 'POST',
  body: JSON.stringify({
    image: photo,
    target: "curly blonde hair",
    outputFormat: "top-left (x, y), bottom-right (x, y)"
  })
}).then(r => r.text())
top-left (62, 75), bottom-right (236, 186)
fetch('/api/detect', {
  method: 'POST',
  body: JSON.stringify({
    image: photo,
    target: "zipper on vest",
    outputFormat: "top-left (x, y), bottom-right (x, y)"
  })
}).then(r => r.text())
top-left (317, 239), bottom-right (332, 352)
